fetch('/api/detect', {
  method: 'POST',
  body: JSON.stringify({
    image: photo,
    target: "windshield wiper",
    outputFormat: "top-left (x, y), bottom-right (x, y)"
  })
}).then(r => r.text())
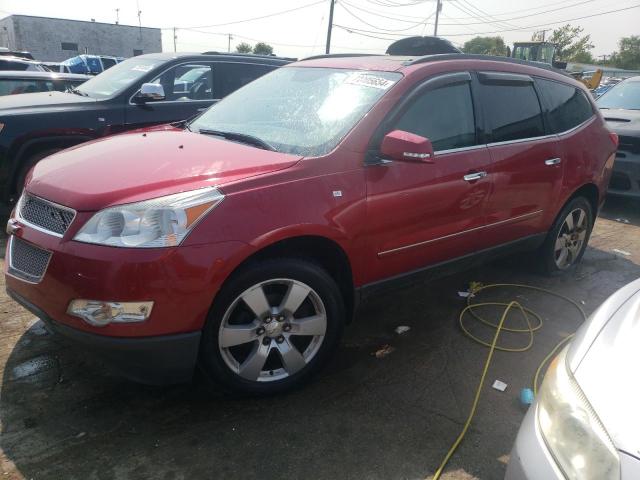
top-left (197, 129), bottom-right (275, 151)
top-left (69, 87), bottom-right (89, 97)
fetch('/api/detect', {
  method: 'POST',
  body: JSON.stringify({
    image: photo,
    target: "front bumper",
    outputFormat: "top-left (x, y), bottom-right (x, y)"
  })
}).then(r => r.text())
top-left (8, 288), bottom-right (201, 385)
top-left (608, 151), bottom-right (640, 198)
top-left (505, 405), bottom-right (564, 480)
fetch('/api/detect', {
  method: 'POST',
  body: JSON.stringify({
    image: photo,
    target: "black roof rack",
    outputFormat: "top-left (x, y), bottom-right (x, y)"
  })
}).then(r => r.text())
top-left (201, 51), bottom-right (297, 62)
top-left (300, 53), bottom-right (380, 62)
top-left (405, 53), bottom-right (572, 77)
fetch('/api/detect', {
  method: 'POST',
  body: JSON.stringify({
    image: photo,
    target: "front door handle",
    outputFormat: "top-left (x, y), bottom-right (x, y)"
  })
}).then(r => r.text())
top-left (463, 171), bottom-right (487, 182)
top-left (545, 157), bottom-right (562, 166)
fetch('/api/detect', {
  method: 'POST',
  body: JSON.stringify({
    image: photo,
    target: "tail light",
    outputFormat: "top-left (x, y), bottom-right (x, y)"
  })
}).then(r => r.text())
top-left (609, 132), bottom-right (619, 147)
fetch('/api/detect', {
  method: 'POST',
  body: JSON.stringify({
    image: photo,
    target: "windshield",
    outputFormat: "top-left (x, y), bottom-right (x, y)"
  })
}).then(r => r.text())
top-left (597, 80), bottom-right (640, 110)
top-left (190, 67), bottom-right (402, 156)
top-left (77, 57), bottom-right (162, 99)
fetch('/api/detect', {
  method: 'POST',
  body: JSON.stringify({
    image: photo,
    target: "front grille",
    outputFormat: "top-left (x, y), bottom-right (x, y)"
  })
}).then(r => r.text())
top-left (609, 171), bottom-right (632, 191)
top-left (18, 193), bottom-right (75, 236)
top-left (8, 236), bottom-right (52, 283)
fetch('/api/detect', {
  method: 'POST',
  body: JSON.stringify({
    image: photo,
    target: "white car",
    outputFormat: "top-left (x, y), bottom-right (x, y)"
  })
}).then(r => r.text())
top-left (506, 278), bottom-right (640, 479)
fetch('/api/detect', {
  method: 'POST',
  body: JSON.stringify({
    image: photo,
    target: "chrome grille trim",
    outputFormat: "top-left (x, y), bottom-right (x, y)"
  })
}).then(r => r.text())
top-left (7, 236), bottom-right (52, 284)
top-left (17, 193), bottom-right (76, 237)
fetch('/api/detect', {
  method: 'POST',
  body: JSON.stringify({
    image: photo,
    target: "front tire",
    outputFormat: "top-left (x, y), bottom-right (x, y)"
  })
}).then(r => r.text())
top-left (200, 258), bottom-right (345, 395)
top-left (539, 196), bottom-right (594, 275)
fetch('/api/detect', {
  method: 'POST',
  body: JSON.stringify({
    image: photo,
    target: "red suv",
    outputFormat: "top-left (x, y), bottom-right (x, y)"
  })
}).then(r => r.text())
top-left (5, 54), bottom-right (617, 394)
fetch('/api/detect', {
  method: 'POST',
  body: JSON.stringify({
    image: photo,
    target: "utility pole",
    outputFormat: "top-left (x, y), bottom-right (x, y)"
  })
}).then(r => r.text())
top-left (600, 54), bottom-right (609, 64)
top-left (325, 0), bottom-right (335, 54)
top-left (115, 8), bottom-right (119, 24)
top-left (228, 34), bottom-right (233, 53)
top-left (173, 27), bottom-right (177, 52)
top-left (434, 0), bottom-right (442, 36)
top-left (137, 0), bottom-right (143, 41)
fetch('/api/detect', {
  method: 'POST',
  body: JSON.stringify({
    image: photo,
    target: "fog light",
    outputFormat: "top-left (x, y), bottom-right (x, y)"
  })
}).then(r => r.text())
top-left (67, 300), bottom-right (153, 327)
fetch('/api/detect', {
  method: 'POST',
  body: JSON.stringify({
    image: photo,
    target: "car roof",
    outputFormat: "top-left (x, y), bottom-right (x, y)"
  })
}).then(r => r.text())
top-left (0, 71), bottom-right (90, 80)
top-left (294, 53), bottom-right (572, 78)
top-left (135, 52), bottom-right (294, 65)
top-left (0, 55), bottom-right (42, 65)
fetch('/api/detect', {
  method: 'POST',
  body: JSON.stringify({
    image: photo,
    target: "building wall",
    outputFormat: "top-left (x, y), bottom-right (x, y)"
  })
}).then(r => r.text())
top-left (0, 15), bottom-right (161, 61)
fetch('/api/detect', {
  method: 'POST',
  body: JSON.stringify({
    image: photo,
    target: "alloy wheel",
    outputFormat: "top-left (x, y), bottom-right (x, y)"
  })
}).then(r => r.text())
top-left (554, 207), bottom-right (588, 269)
top-left (218, 278), bottom-right (327, 382)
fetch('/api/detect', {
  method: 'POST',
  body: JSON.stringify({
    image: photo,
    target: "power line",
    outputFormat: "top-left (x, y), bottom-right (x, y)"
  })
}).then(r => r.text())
top-left (339, 1), bottom-right (434, 32)
top-left (336, 3), bottom-right (640, 37)
top-left (165, 0), bottom-right (325, 30)
top-left (341, 0), bottom-right (436, 24)
top-left (442, 0), bottom-right (604, 20)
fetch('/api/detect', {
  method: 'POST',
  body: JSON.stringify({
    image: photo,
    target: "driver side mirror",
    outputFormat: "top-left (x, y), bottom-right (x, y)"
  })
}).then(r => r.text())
top-left (380, 130), bottom-right (434, 163)
top-left (136, 83), bottom-right (165, 102)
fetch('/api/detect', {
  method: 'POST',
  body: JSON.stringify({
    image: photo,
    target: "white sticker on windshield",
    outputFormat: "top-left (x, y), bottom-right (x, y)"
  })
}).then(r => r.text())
top-left (132, 65), bottom-right (153, 72)
top-left (344, 73), bottom-right (396, 90)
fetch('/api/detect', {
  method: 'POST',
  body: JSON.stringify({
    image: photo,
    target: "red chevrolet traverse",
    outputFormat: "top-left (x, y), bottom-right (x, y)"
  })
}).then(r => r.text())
top-left (5, 54), bottom-right (617, 394)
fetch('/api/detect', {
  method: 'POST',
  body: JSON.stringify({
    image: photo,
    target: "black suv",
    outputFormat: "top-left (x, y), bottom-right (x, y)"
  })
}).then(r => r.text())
top-left (0, 52), bottom-right (292, 202)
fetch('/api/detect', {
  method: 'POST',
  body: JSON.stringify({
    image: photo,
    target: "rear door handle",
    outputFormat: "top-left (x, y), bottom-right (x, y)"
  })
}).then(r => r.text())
top-left (545, 158), bottom-right (562, 166)
top-left (463, 171), bottom-right (487, 182)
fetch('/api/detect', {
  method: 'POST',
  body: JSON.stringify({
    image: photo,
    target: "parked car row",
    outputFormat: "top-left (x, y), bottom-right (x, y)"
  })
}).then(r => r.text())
top-left (4, 50), bottom-right (618, 394)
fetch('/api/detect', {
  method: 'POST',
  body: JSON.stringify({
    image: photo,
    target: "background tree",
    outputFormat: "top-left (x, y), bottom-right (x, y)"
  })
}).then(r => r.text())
top-left (253, 42), bottom-right (274, 55)
top-left (462, 36), bottom-right (507, 56)
top-left (611, 36), bottom-right (640, 69)
top-left (542, 24), bottom-right (594, 62)
top-left (236, 42), bottom-right (253, 54)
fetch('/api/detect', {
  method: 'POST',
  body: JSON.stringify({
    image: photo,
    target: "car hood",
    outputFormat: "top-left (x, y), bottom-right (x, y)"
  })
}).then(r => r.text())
top-left (600, 108), bottom-right (640, 137)
top-left (568, 278), bottom-right (640, 457)
top-left (0, 90), bottom-right (96, 114)
top-left (26, 127), bottom-right (302, 211)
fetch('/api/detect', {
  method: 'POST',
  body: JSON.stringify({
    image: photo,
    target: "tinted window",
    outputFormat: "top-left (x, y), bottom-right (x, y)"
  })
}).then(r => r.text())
top-left (393, 82), bottom-right (476, 151)
top-left (537, 78), bottom-right (593, 132)
top-left (101, 57), bottom-right (117, 69)
top-left (214, 63), bottom-right (276, 98)
top-left (0, 79), bottom-right (53, 95)
top-left (481, 82), bottom-right (544, 142)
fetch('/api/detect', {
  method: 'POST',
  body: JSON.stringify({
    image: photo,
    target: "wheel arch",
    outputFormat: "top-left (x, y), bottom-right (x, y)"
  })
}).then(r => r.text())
top-left (567, 183), bottom-right (599, 216)
top-left (9, 134), bottom-right (93, 198)
top-left (216, 234), bottom-right (357, 323)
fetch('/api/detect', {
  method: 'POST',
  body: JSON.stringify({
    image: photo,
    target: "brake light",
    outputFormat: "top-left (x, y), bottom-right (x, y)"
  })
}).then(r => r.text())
top-left (609, 132), bottom-right (619, 147)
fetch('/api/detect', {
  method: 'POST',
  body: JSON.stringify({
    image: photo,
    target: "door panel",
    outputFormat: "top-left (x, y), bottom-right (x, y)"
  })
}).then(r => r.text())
top-left (365, 147), bottom-right (493, 282)
top-left (364, 75), bottom-right (494, 284)
top-left (479, 72), bottom-right (563, 243)
top-left (485, 137), bottom-right (562, 242)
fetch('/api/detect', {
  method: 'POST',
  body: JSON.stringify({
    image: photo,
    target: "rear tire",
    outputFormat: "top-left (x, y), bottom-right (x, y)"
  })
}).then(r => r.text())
top-left (538, 196), bottom-right (594, 276)
top-left (200, 258), bottom-right (345, 396)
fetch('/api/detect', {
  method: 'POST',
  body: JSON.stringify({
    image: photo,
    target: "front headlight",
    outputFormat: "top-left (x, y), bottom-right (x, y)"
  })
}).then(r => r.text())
top-left (537, 346), bottom-right (620, 480)
top-left (74, 187), bottom-right (224, 248)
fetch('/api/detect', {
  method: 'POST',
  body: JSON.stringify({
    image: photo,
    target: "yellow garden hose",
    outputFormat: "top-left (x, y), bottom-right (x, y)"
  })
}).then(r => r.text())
top-left (430, 283), bottom-right (586, 480)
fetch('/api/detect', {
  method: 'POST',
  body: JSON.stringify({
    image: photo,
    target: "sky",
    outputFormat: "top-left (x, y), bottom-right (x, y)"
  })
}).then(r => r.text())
top-left (0, 0), bottom-right (637, 59)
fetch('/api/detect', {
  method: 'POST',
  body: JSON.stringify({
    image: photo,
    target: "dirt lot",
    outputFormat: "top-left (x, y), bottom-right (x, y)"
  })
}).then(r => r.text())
top-left (0, 196), bottom-right (638, 480)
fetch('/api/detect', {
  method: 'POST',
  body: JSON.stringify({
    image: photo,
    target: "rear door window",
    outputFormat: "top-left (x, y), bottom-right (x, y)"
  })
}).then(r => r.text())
top-left (480, 75), bottom-right (545, 143)
top-left (536, 78), bottom-right (593, 133)
top-left (214, 63), bottom-right (276, 98)
top-left (0, 79), bottom-right (53, 95)
top-left (393, 82), bottom-right (477, 151)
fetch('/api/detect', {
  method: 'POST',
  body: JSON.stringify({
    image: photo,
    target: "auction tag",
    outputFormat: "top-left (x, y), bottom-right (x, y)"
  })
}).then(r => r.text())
top-left (132, 65), bottom-right (154, 72)
top-left (344, 72), bottom-right (397, 90)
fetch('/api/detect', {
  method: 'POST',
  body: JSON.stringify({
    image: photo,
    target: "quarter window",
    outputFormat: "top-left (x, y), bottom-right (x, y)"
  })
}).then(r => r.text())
top-left (481, 82), bottom-right (545, 142)
top-left (393, 82), bottom-right (477, 151)
top-left (537, 78), bottom-right (593, 133)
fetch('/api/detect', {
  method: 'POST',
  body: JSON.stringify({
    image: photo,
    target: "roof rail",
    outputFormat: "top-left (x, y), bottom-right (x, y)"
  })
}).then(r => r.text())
top-left (405, 53), bottom-right (571, 76)
top-left (300, 53), bottom-right (380, 62)
top-left (201, 51), bottom-right (297, 62)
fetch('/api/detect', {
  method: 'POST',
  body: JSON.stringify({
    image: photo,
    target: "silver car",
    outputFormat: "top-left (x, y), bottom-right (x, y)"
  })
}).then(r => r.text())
top-left (506, 278), bottom-right (640, 479)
